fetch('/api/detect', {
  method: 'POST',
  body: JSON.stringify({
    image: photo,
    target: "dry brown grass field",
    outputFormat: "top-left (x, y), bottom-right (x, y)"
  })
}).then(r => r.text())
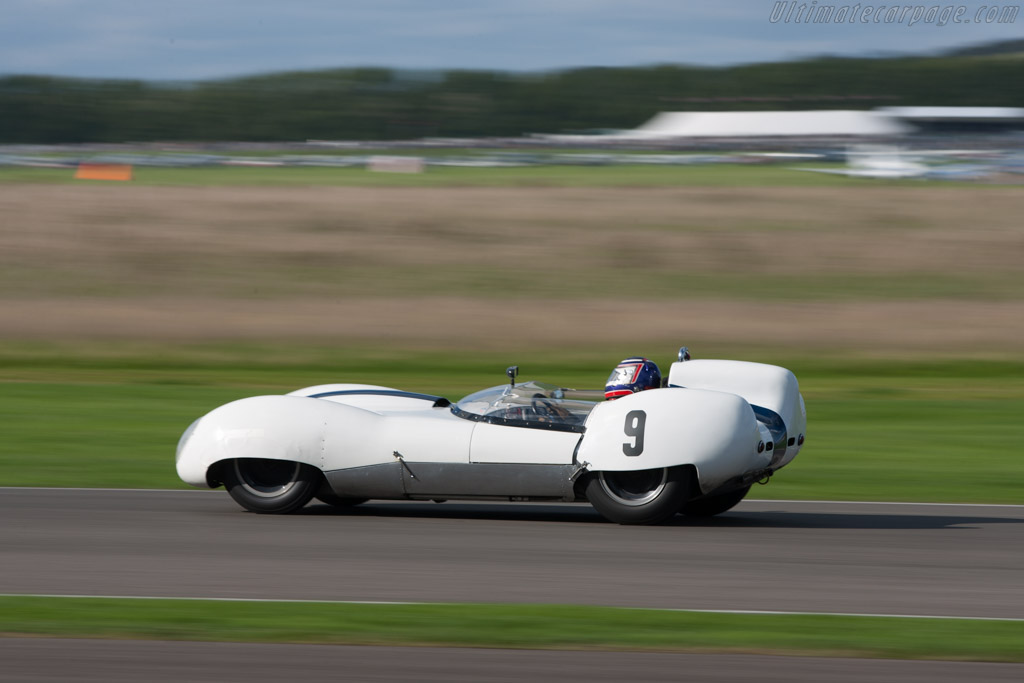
top-left (2, 184), bottom-right (1022, 352)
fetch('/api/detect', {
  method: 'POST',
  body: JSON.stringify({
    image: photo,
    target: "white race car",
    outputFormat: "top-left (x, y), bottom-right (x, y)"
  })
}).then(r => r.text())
top-left (175, 350), bottom-right (806, 524)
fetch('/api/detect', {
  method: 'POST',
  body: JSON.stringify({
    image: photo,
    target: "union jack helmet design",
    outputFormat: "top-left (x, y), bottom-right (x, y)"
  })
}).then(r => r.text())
top-left (604, 357), bottom-right (661, 400)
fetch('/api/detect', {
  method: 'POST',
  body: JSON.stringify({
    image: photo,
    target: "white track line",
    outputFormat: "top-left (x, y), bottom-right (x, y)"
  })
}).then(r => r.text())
top-left (2, 593), bottom-right (1022, 622)
top-left (742, 499), bottom-right (1024, 509)
top-left (0, 487), bottom-right (220, 493)
top-left (2, 487), bottom-right (1022, 508)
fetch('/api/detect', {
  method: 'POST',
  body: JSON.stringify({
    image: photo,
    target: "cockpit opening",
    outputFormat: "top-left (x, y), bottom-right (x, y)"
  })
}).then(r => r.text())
top-left (451, 381), bottom-right (599, 433)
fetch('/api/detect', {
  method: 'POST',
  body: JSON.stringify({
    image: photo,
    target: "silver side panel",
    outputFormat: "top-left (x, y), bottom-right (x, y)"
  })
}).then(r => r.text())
top-left (324, 462), bottom-right (405, 498)
top-left (325, 462), bottom-right (578, 501)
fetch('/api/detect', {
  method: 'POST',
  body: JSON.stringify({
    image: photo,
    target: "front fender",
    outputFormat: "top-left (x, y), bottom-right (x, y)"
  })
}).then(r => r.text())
top-left (175, 395), bottom-right (381, 488)
top-left (576, 388), bottom-right (767, 493)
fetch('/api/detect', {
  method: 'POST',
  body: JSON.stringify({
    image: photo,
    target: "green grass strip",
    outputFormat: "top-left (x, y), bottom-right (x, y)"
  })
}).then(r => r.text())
top-left (1, 597), bottom-right (1022, 662)
top-left (3, 346), bottom-right (1023, 502)
top-left (0, 164), bottom-right (1005, 188)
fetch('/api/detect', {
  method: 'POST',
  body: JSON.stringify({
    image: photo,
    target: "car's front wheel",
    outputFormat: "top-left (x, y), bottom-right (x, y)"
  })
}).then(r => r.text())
top-left (222, 458), bottom-right (319, 514)
top-left (584, 466), bottom-right (689, 525)
top-left (681, 485), bottom-right (751, 517)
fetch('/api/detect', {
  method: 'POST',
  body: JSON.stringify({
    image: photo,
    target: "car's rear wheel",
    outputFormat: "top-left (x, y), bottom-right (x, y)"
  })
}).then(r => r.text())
top-left (681, 485), bottom-right (751, 517)
top-left (222, 458), bottom-right (319, 514)
top-left (584, 466), bottom-right (688, 525)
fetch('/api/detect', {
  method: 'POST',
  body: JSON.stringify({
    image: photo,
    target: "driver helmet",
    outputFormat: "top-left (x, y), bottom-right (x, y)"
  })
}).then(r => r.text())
top-left (605, 357), bottom-right (661, 400)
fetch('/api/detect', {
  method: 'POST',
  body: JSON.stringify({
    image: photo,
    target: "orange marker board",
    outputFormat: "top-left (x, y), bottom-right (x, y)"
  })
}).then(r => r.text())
top-left (74, 163), bottom-right (134, 181)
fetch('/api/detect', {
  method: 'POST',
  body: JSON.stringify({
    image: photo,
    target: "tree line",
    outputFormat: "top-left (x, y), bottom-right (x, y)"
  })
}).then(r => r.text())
top-left (1, 51), bottom-right (1022, 143)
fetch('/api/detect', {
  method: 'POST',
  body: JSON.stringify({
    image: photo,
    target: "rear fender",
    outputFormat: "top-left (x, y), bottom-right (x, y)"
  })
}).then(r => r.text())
top-left (576, 388), bottom-right (766, 494)
top-left (668, 359), bottom-right (806, 468)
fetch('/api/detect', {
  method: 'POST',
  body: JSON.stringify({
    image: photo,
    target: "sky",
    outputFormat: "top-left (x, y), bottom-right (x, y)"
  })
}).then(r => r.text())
top-left (2, 0), bottom-right (1021, 80)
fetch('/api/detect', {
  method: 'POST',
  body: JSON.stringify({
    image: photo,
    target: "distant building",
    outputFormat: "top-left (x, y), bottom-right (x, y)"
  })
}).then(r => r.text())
top-left (629, 110), bottom-right (910, 138)
top-left (535, 107), bottom-right (1023, 148)
top-left (875, 107), bottom-right (1024, 134)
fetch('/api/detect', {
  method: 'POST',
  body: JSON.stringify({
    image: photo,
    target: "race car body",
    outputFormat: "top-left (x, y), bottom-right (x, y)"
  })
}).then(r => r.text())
top-left (176, 355), bottom-right (806, 524)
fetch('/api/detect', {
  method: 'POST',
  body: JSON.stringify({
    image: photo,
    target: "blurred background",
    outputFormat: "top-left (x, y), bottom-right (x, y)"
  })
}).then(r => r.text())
top-left (2, 0), bottom-right (1024, 673)
top-left (2, 0), bottom-right (1023, 491)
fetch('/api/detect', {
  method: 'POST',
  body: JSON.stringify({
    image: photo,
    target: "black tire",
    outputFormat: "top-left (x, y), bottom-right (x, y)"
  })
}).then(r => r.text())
top-left (681, 485), bottom-right (751, 518)
top-left (584, 466), bottom-right (689, 525)
top-left (222, 458), bottom-right (320, 514)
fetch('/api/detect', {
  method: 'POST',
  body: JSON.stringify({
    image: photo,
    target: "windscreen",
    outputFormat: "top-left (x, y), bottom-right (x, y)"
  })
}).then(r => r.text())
top-left (454, 381), bottom-right (598, 429)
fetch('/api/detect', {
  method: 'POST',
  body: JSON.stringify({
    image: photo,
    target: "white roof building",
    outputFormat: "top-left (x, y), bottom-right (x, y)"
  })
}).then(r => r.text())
top-left (876, 106), bottom-right (1024, 121)
top-left (628, 110), bottom-right (910, 138)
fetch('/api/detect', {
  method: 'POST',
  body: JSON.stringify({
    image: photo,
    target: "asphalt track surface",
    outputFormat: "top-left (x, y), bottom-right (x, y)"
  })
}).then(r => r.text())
top-left (3, 488), bottom-right (1023, 618)
top-left (4, 489), bottom-right (1024, 682)
top-left (4, 639), bottom-right (1024, 683)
